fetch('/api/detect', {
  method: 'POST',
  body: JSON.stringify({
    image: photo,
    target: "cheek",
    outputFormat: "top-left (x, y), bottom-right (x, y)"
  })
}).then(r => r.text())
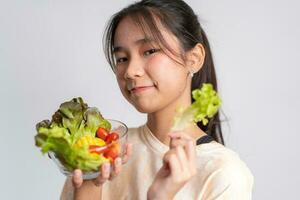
top-left (146, 55), bottom-right (187, 88)
top-left (115, 67), bottom-right (126, 80)
top-left (116, 78), bottom-right (129, 99)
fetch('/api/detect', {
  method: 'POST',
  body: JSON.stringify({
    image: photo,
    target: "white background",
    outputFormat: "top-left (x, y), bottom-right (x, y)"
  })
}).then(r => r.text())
top-left (1, 0), bottom-right (299, 199)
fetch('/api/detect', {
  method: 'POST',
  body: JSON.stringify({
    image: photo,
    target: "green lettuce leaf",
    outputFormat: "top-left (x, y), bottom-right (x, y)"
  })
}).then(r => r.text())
top-left (171, 83), bottom-right (222, 131)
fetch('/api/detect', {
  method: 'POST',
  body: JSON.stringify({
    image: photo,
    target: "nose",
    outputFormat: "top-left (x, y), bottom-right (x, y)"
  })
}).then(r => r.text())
top-left (124, 56), bottom-right (145, 79)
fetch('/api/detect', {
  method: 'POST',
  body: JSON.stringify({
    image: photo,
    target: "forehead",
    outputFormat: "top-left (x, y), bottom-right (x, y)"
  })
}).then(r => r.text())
top-left (114, 16), bottom-right (151, 47)
top-left (113, 16), bottom-right (180, 50)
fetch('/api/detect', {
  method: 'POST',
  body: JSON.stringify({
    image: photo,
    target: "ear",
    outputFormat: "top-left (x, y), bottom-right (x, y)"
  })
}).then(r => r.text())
top-left (185, 43), bottom-right (205, 73)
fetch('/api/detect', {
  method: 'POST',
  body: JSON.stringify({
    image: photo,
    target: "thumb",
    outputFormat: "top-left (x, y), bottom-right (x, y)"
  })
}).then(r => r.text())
top-left (72, 169), bottom-right (83, 188)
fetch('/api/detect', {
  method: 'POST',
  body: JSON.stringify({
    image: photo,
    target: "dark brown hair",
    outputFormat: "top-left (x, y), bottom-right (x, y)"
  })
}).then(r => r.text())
top-left (103, 0), bottom-right (225, 145)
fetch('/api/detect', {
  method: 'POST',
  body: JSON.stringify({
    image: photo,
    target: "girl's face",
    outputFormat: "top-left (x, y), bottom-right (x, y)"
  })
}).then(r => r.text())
top-left (113, 17), bottom-right (191, 113)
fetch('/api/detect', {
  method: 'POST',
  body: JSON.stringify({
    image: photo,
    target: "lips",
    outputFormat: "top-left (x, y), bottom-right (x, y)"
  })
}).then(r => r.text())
top-left (132, 86), bottom-right (152, 91)
top-left (128, 85), bottom-right (154, 94)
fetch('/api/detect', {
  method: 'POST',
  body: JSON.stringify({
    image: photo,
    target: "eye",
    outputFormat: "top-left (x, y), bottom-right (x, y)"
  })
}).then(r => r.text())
top-left (144, 48), bottom-right (160, 56)
top-left (116, 57), bottom-right (128, 64)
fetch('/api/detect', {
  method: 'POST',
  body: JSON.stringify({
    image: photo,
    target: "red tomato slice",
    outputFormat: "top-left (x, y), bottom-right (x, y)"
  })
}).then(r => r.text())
top-left (106, 132), bottom-right (119, 144)
top-left (103, 143), bottom-right (120, 161)
top-left (96, 127), bottom-right (109, 140)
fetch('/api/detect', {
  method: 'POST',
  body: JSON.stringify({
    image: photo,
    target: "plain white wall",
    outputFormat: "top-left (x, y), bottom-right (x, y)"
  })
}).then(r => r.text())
top-left (1, 0), bottom-right (299, 199)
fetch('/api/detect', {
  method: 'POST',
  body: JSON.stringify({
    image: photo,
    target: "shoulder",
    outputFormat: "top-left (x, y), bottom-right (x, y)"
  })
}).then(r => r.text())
top-left (195, 143), bottom-right (254, 199)
top-left (196, 142), bottom-right (252, 172)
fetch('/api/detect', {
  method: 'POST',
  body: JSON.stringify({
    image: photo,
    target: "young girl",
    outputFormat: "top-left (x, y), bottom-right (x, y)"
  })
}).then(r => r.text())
top-left (61, 0), bottom-right (254, 199)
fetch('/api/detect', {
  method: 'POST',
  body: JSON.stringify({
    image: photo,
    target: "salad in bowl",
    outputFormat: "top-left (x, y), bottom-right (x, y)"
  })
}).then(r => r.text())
top-left (34, 97), bottom-right (128, 180)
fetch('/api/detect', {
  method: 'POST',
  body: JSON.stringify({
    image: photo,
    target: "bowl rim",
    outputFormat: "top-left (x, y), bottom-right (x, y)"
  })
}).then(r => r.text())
top-left (106, 118), bottom-right (128, 139)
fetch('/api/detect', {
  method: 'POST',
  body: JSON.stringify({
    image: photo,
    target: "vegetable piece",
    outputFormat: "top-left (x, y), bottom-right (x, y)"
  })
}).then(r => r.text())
top-left (74, 135), bottom-right (106, 149)
top-left (96, 127), bottom-right (109, 141)
top-left (89, 145), bottom-right (109, 154)
top-left (104, 143), bottom-right (121, 162)
top-left (84, 107), bottom-right (111, 134)
top-left (106, 132), bottom-right (119, 144)
top-left (171, 83), bottom-right (222, 131)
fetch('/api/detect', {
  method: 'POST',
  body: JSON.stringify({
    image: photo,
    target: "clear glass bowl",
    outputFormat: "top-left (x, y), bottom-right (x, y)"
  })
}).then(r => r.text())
top-left (48, 119), bottom-right (128, 180)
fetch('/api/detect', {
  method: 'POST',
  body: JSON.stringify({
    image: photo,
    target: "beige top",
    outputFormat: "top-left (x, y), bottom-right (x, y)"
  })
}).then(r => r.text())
top-left (61, 124), bottom-right (254, 200)
top-left (102, 125), bottom-right (254, 200)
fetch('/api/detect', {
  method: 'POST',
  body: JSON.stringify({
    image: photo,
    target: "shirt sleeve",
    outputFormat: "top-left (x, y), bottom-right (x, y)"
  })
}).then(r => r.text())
top-left (201, 161), bottom-right (254, 200)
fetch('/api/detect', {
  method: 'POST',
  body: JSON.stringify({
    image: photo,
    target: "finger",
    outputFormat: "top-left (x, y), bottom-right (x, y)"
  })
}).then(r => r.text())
top-left (169, 131), bottom-right (196, 152)
top-left (185, 140), bottom-right (197, 173)
top-left (122, 143), bottom-right (132, 164)
top-left (94, 162), bottom-right (110, 186)
top-left (169, 132), bottom-right (181, 149)
top-left (169, 133), bottom-right (181, 149)
top-left (169, 137), bottom-right (197, 173)
top-left (168, 131), bottom-right (192, 140)
top-left (109, 157), bottom-right (122, 180)
top-left (168, 153), bottom-right (181, 177)
top-left (170, 137), bottom-right (196, 164)
top-left (175, 146), bottom-right (189, 172)
top-left (155, 161), bottom-right (170, 177)
top-left (72, 169), bottom-right (83, 188)
top-left (185, 139), bottom-right (196, 162)
top-left (169, 137), bottom-right (188, 148)
top-left (169, 131), bottom-right (193, 149)
top-left (163, 148), bottom-right (178, 168)
top-left (102, 162), bottom-right (111, 179)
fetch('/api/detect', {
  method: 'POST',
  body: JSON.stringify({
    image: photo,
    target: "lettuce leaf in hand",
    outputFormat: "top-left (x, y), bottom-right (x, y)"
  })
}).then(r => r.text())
top-left (171, 83), bottom-right (222, 131)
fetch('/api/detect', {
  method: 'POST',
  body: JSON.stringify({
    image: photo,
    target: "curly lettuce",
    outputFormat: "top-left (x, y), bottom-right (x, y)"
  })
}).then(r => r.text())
top-left (171, 83), bottom-right (222, 131)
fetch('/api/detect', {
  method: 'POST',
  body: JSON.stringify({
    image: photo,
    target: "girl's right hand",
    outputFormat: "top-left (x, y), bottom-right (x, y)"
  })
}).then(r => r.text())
top-left (147, 132), bottom-right (197, 200)
top-left (72, 143), bottom-right (132, 188)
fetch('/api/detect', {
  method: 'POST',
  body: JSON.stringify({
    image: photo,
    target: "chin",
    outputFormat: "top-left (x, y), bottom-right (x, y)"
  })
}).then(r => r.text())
top-left (133, 105), bottom-right (155, 114)
top-left (131, 101), bottom-right (161, 114)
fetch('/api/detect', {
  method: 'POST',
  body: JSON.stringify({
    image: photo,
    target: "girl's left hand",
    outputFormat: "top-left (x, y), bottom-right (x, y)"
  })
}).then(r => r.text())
top-left (147, 131), bottom-right (197, 200)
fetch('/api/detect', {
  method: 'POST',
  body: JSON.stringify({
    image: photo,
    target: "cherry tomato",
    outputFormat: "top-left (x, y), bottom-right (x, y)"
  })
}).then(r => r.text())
top-left (106, 132), bottom-right (119, 144)
top-left (96, 127), bottom-right (109, 140)
top-left (103, 143), bottom-right (120, 161)
top-left (89, 145), bottom-right (109, 154)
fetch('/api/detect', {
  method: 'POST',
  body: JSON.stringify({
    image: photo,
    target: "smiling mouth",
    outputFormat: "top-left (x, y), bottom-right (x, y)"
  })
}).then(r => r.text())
top-left (130, 86), bottom-right (154, 94)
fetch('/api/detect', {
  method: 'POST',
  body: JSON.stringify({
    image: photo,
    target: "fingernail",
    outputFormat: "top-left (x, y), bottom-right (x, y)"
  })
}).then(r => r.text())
top-left (73, 169), bottom-right (80, 176)
top-left (116, 158), bottom-right (121, 165)
top-left (104, 163), bottom-right (110, 171)
top-left (168, 132), bottom-right (179, 137)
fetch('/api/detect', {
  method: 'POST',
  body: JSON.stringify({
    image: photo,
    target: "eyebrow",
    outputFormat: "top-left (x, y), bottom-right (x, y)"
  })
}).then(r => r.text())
top-left (113, 37), bottom-right (155, 53)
